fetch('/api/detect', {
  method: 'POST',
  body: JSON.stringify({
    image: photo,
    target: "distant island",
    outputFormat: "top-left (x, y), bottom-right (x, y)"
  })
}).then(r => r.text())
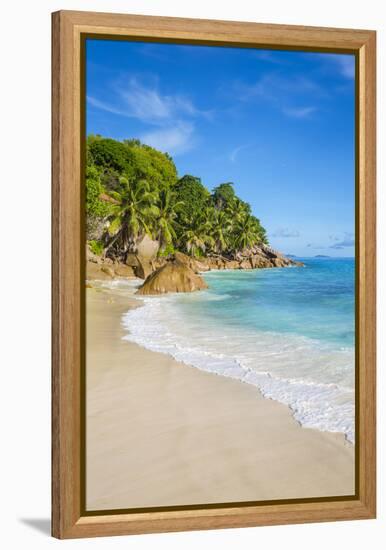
top-left (314, 255), bottom-right (331, 258)
top-left (86, 136), bottom-right (302, 293)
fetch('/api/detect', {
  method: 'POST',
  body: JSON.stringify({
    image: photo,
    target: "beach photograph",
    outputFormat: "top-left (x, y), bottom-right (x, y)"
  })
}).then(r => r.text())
top-left (85, 39), bottom-right (356, 511)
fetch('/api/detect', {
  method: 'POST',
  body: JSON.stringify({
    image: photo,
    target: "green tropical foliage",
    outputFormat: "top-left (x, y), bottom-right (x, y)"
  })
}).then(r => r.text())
top-left (104, 175), bottom-right (158, 256)
top-left (212, 182), bottom-right (236, 209)
top-left (174, 175), bottom-right (210, 224)
top-left (86, 136), bottom-right (268, 260)
top-left (156, 188), bottom-right (183, 253)
top-left (85, 165), bottom-right (110, 219)
top-left (88, 239), bottom-right (104, 256)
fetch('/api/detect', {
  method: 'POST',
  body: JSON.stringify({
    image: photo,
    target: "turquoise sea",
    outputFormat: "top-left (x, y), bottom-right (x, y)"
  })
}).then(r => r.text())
top-left (121, 258), bottom-right (355, 442)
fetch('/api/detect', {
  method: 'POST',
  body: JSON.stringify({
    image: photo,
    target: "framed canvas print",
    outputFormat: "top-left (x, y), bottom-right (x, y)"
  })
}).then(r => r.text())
top-left (52, 11), bottom-right (376, 539)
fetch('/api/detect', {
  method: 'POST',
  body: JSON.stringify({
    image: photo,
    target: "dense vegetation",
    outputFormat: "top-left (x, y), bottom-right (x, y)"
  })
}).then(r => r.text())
top-left (86, 135), bottom-right (268, 260)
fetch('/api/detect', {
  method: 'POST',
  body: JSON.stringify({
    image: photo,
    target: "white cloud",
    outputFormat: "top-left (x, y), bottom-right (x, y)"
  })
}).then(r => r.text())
top-left (253, 51), bottom-right (288, 65)
top-left (119, 79), bottom-right (173, 121)
top-left (88, 78), bottom-right (212, 125)
top-left (334, 56), bottom-right (355, 79)
top-left (306, 232), bottom-right (354, 251)
top-left (282, 106), bottom-right (316, 118)
top-left (272, 228), bottom-right (300, 238)
top-left (240, 73), bottom-right (322, 101)
top-left (306, 243), bottom-right (325, 249)
top-left (229, 144), bottom-right (249, 162)
top-left (236, 73), bottom-right (321, 120)
top-left (114, 78), bottom-right (200, 123)
top-left (87, 96), bottom-right (125, 116)
top-left (87, 77), bottom-right (213, 154)
top-left (140, 122), bottom-right (195, 156)
top-left (329, 232), bottom-right (355, 249)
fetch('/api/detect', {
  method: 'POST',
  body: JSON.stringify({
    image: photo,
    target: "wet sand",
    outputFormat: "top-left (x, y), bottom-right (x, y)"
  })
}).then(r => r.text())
top-left (86, 285), bottom-right (355, 511)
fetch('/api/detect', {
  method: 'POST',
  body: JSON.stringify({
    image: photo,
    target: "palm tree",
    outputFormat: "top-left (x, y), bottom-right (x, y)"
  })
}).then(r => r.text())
top-left (104, 175), bottom-right (159, 257)
top-left (233, 214), bottom-right (261, 251)
top-left (182, 229), bottom-right (207, 257)
top-left (210, 209), bottom-right (231, 254)
top-left (228, 197), bottom-right (250, 219)
top-left (156, 188), bottom-right (183, 252)
top-left (179, 209), bottom-right (214, 258)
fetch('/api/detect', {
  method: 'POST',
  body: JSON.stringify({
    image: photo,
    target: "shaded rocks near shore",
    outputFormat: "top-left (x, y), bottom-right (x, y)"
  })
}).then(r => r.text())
top-left (125, 234), bottom-right (160, 279)
top-left (86, 242), bottom-right (304, 291)
top-left (199, 244), bottom-right (304, 271)
top-left (86, 259), bottom-right (136, 281)
top-left (135, 246), bottom-right (303, 296)
top-left (86, 247), bottom-right (136, 281)
top-left (136, 257), bottom-right (208, 295)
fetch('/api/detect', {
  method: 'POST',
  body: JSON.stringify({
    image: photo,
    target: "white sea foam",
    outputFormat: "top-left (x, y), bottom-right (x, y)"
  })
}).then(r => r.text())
top-left (122, 294), bottom-right (355, 443)
top-left (100, 278), bottom-right (142, 291)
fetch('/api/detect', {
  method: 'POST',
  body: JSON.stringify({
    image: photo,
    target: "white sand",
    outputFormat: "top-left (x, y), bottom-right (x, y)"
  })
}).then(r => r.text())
top-left (86, 286), bottom-right (355, 511)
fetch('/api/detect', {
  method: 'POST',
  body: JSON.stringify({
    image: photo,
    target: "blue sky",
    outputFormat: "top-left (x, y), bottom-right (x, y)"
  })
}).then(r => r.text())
top-left (86, 39), bottom-right (355, 257)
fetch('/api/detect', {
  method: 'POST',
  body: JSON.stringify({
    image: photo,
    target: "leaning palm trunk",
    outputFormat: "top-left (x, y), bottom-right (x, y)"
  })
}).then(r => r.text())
top-left (102, 230), bottom-right (122, 258)
top-left (103, 213), bottom-right (139, 259)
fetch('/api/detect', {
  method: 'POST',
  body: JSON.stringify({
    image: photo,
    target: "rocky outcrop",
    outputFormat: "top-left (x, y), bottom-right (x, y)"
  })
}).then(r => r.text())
top-left (125, 253), bottom-right (139, 268)
top-left (101, 265), bottom-right (115, 278)
top-left (135, 258), bottom-right (153, 280)
top-left (136, 234), bottom-right (160, 260)
top-left (86, 244), bottom-right (102, 264)
top-left (87, 261), bottom-right (114, 281)
top-left (239, 259), bottom-right (253, 269)
top-left (125, 234), bottom-right (160, 279)
top-left (86, 257), bottom-right (136, 281)
top-left (114, 264), bottom-right (136, 278)
top-left (194, 259), bottom-right (211, 272)
top-left (194, 244), bottom-right (304, 271)
top-left (86, 241), bottom-right (303, 289)
top-left (172, 251), bottom-right (210, 273)
top-left (136, 261), bottom-right (208, 295)
top-left (225, 260), bottom-right (240, 269)
top-left (152, 257), bottom-right (168, 270)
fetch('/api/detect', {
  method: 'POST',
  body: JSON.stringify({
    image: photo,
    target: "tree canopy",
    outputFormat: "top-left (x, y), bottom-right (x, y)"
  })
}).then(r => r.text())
top-left (86, 136), bottom-right (268, 260)
top-left (212, 182), bottom-right (236, 209)
top-left (174, 175), bottom-right (210, 224)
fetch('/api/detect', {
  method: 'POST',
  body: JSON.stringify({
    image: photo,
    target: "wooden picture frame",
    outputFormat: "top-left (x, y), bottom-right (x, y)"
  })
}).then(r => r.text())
top-left (52, 10), bottom-right (376, 539)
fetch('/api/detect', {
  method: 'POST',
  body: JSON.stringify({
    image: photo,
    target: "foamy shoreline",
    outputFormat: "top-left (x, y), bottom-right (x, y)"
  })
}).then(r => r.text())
top-left (86, 281), bottom-right (354, 510)
top-left (119, 277), bottom-right (355, 443)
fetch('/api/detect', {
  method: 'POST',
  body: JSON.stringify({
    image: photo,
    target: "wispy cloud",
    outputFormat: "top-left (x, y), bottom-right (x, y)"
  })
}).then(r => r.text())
top-left (88, 77), bottom-right (213, 124)
top-left (329, 232), bottom-right (355, 249)
top-left (236, 73), bottom-right (321, 119)
top-left (272, 227), bottom-right (300, 238)
top-left (140, 122), bottom-right (195, 156)
top-left (296, 52), bottom-right (355, 81)
top-left (116, 78), bottom-right (208, 124)
top-left (229, 144), bottom-right (250, 163)
top-left (306, 232), bottom-right (355, 251)
top-left (119, 79), bottom-right (173, 122)
top-left (240, 73), bottom-right (323, 101)
top-left (282, 106), bottom-right (317, 118)
top-left (87, 77), bottom-right (211, 155)
top-left (87, 96), bottom-right (125, 117)
top-left (334, 56), bottom-right (355, 79)
top-left (329, 234), bottom-right (340, 242)
top-left (253, 51), bottom-right (289, 65)
top-left (306, 243), bottom-right (326, 250)
top-left (135, 44), bottom-right (170, 61)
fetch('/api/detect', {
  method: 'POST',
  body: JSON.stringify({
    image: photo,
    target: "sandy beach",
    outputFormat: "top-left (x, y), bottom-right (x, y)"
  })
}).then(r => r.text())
top-left (86, 283), bottom-right (355, 511)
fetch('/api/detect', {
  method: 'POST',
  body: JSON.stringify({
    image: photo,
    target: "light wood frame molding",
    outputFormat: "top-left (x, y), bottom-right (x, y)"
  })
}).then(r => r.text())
top-left (52, 10), bottom-right (376, 539)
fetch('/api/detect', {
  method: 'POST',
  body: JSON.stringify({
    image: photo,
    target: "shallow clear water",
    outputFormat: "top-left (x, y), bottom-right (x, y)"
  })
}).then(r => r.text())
top-left (121, 258), bottom-right (355, 442)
